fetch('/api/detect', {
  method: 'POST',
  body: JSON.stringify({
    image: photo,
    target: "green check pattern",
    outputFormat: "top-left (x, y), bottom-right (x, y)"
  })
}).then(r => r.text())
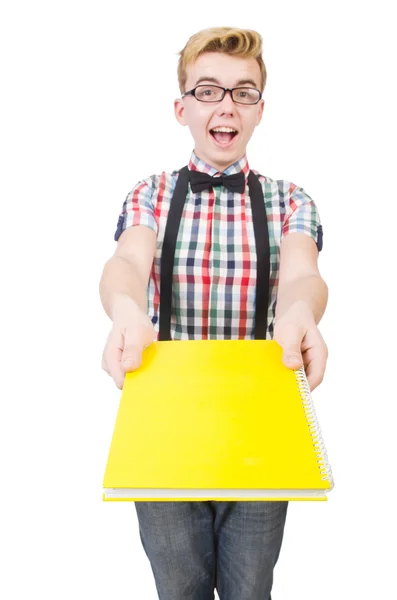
top-left (114, 150), bottom-right (323, 340)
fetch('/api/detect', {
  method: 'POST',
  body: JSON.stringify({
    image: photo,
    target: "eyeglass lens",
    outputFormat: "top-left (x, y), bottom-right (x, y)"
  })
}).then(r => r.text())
top-left (195, 85), bottom-right (260, 104)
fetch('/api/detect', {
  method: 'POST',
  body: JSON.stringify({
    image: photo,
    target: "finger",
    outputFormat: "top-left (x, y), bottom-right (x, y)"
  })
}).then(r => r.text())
top-left (105, 330), bottom-right (126, 389)
top-left (101, 342), bottom-right (112, 376)
top-left (303, 347), bottom-right (327, 392)
top-left (101, 357), bottom-right (111, 376)
top-left (304, 363), bottom-right (321, 392)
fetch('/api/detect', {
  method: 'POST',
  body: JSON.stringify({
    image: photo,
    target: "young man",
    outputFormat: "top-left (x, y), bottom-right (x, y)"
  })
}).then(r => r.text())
top-left (100, 27), bottom-right (328, 600)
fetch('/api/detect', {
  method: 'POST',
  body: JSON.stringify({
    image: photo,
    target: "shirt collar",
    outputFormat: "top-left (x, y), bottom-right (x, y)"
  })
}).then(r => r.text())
top-left (188, 149), bottom-right (250, 179)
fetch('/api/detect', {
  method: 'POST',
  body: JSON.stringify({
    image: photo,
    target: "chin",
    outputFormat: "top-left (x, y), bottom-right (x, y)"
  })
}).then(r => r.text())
top-left (196, 141), bottom-right (242, 169)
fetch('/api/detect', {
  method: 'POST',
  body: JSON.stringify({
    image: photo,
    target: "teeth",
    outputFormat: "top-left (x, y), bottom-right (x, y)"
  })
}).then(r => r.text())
top-left (212, 127), bottom-right (237, 133)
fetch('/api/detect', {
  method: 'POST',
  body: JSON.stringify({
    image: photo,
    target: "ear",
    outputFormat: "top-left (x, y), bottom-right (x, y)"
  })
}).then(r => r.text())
top-left (256, 99), bottom-right (265, 126)
top-left (174, 98), bottom-right (187, 126)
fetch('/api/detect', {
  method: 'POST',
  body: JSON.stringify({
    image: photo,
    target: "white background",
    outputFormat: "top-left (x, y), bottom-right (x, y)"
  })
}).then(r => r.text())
top-left (1, 0), bottom-right (396, 598)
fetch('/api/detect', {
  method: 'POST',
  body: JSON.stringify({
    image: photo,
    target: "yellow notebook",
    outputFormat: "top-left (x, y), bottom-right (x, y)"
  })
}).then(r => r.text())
top-left (103, 339), bottom-right (334, 502)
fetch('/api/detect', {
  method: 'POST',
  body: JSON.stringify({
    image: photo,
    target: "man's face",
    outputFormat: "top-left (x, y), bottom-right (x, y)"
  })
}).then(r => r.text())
top-left (174, 52), bottom-right (264, 172)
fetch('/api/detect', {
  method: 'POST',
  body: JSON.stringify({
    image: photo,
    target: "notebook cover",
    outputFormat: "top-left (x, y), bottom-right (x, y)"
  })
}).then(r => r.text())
top-left (102, 340), bottom-right (331, 498)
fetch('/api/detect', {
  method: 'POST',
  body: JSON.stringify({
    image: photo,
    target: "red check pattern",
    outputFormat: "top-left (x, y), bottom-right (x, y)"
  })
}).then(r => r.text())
top-left (114, 150), bottom-right (323, 340)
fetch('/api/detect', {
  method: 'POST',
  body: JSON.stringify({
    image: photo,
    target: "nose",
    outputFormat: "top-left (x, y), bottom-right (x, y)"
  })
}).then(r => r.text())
top-left (216, 89), bottom-right (235, 113)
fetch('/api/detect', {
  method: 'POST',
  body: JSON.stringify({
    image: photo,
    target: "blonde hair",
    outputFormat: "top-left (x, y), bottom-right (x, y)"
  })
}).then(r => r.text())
top-left (177, 27), bottom-right (267, 94)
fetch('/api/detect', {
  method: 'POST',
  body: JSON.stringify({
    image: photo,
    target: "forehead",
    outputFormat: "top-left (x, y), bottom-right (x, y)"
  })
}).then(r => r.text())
top-left (185, 52), bottom-right (261, 89)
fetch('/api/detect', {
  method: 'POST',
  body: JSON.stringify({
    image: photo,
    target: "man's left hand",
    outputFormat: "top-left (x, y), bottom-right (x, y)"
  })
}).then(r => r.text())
top-left (274, 312), bottom-right (328, 392)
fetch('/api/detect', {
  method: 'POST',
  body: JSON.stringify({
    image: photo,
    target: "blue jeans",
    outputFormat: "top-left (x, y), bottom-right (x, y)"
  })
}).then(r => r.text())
top-left (134, 500), bottom-right (288, 599)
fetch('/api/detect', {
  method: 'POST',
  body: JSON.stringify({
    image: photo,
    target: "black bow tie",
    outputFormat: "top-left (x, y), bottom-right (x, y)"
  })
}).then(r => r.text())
top-left (189, 169), bottom-right (245, 194)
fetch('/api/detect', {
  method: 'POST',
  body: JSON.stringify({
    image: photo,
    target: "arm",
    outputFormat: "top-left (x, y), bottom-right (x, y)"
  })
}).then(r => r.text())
top-left (99, 225), bottom-right (156, 320)
top-left (275, 232), bottom-right (328, 326)
top-left (274, 232), bottom-right (329, 391)
top-left (99, 225), bottom-right (157, 389)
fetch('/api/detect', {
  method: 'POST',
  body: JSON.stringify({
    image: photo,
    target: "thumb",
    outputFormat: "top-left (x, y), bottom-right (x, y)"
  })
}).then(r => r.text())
top-left (121, 342), bottom-right (143, 372)
top-left (275, 321), bottom-right (304, 369)
top-left (282, 342), bottom-right (303, 369)
top-left (279, 328), bottom-right (304, 369)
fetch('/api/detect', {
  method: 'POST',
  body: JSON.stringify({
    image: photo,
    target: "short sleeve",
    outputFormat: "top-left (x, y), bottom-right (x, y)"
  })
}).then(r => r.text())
top-left (281, 183), bottom-right (323, 252)
top-left (114, 175), bottom-right (158, 242)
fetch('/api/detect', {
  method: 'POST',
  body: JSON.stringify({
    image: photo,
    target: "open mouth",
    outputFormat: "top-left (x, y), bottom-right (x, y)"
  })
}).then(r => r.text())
top-left (210, 129), bottom-right (238, 146)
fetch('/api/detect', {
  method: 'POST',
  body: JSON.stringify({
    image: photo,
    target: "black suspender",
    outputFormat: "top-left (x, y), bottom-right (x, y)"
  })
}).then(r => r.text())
top-left (159, 166), bottom-right (270, 341)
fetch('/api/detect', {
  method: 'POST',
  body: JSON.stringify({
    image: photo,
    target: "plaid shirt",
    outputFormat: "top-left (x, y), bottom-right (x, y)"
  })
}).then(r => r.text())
top-left (115, 150), bottom-right (323, 341)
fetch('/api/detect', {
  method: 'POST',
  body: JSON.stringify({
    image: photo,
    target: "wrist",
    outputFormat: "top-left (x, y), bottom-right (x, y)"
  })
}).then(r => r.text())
top-left (275, 301), bottom-right (315, 328)
top-left (111, 293), bottom-right (147, 324)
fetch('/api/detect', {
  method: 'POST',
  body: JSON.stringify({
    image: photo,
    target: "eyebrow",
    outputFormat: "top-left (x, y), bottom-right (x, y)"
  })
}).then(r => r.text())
top-left (193, 76), bottom-right (259, 88)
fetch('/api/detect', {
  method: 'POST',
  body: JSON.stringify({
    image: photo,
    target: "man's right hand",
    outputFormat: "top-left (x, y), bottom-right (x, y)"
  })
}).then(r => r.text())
top-left (101, 297), bottom-right (156, 390)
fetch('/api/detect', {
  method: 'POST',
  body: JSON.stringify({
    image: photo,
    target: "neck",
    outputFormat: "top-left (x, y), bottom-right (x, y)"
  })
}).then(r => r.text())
top-left (194, 148), bottom-right (246, 173)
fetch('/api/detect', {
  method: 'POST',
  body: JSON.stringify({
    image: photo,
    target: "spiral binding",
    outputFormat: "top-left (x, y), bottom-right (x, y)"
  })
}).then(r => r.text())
top-left (294, 367), bottom-right (334, 490)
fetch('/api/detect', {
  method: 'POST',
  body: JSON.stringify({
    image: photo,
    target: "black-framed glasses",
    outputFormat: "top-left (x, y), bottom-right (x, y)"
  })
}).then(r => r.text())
top-left (182, 84), bottom-right (262, 105)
